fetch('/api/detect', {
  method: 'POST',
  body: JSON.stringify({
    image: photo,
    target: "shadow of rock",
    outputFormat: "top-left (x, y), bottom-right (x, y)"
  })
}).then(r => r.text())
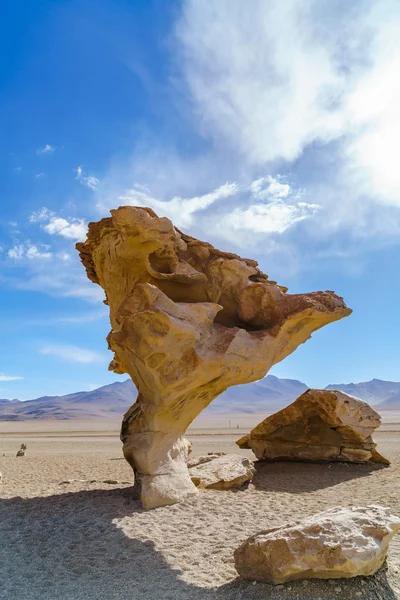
top-left (252, 460), bottom-right (386, 493)
top-left (0, 488), bottom-right (398, 600)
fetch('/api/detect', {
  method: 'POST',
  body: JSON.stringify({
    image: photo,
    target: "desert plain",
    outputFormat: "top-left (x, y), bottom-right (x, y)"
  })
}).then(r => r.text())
top-left (1, 412), bottom-right (400, 600)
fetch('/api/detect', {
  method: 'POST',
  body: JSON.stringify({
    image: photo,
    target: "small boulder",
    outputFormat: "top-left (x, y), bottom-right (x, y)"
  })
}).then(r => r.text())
top-left (189, 454), bottom-right (255, 489)
top-left (237, 389), bottom-right (389, 465)
top-left (234, 505), bottom-right (400, 584)
top-left (16, 443), bottom-right (27, 457)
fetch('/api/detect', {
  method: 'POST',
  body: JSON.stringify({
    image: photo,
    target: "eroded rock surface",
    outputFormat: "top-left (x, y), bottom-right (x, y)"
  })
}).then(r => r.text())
top-left (187, 452), bottom-right (225, 469)
top-left (234, 505), bottom-right (400, 584)
top-left (237, 389), bottom-right (389, 464)
top-left (189, 454), bottom-right (254, 489)
top-left (76, 206), bottom-right (351, 508)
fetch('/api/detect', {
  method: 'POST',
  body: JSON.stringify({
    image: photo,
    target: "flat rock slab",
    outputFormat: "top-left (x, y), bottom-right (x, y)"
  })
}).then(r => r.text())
top-left (234, 505), bottom-right (400, 584)
top-left (189, 454), bottom-right (255, 489)
top-left (187, 452), bottom-right (225, 469)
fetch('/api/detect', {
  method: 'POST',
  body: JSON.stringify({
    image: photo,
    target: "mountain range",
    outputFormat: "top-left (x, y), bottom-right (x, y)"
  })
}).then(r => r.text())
top-left (1, 376), bottom-right (400, 421)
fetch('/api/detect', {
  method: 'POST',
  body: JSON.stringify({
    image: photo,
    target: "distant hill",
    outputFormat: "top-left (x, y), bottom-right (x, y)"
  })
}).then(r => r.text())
top-left (376, 391), bottom-right (400, 411)
top-left (325, 379), bottom-right (400, 406)
top-left (0, 376), bottom-right (307, 421)
top-left (1, 376), bottom-right (400, 420)
top-left (208, 375), bottom-right (308, 414)
top-left (0, 380), bottom-right (136, 420)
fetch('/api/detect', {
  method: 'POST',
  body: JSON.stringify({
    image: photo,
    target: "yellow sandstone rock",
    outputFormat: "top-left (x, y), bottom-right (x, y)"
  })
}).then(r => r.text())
top-left (76, 206), bottom-right (351, 509)
top-left (237, 389), bottom-right (389, 464)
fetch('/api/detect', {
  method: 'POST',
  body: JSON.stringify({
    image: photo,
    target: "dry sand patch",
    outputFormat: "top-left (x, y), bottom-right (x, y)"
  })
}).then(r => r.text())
top-left (1, 419), bottom-right (400, 599)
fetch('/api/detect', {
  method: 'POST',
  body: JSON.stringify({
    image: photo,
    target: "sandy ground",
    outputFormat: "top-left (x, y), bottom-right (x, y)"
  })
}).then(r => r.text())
top-left (1, 415), bottom-right (400, 600)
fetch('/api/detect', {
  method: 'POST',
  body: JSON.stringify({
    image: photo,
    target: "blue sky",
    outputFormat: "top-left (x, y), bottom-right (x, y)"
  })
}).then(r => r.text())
top-left (1, 0), bottom-right (400, 400)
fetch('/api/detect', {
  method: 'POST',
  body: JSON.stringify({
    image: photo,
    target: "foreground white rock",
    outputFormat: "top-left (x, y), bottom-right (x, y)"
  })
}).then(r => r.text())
top-left (234, 505), bottom-right (400, 584)
top-left (189, 454), bottom-right (255, 489)
top-left (187, 452), bottom-right (225, 469)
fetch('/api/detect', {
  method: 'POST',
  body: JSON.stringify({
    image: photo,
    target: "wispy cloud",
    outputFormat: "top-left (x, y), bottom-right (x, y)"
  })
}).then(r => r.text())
top-left (169, 0), bottom-right (400, 249)
top-left (76, 166), bottom-right (99, 191)
top-left (108, 176), bottom-right (317, 249)
top-left (55, 310), bottom-right (107, 324)
top-left (37, 144), bottom-right (54, 154)
top-left (8, 243), bottom-right (52, 260)
top-left (29, 207), bottom-right (87, 241)
top-left (0, 373), bottom-right (24, 382)
top-left (43, 217), bottom-right (87, 241)
top-left (232, 177), bottom-right (319, 235)
top-left (29, 207), bottom-right (52, 223)
top-left (118, 181), bottom-right (239, 228)
top-left (9, 269), bottom-right (104, 303)
top-left (3, 244), bottom-right (103, 303)
top-left (40, 344), bottom-right (108, 364)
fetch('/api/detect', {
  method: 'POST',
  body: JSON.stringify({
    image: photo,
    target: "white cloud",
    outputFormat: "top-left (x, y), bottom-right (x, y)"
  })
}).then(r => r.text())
top-left (223, 201), bottom-right (319, 235)
top-left (76, 166), bottom-right (99, 191)
top-left (173, 0), bottom-right (400, 243)
top-left (176, 1), bottom-right (347, 164)
top-left (43, 217), bottom-right (87, 241)
top-left (25, 245), bottom-right (52, 260)
top-left (57, 252), bottom-right (71, 261)
top-left (29, 207), bottom-right (53, 223)
top-left (119, 181), bottom-right (239, 228)
top-left (8, 243), bottom-right (52, 260)
top-left (37, 144), bottom-right (54, 154)
top-left (29, 207), bottom-right (87, 241)
top-left (213, 176), bottom-right (319, 242)
top-left (0, 373), bottom-right (24, 382)
top-left (3, 240), bottom-right (102, 303)
top-left (13, 272), bottom-right (105, 303)
top-left (40, 345), bottom-right (107, 364)
top-left (35, 172), bottom-right (45, 178)
top-left (250, 177), bottom-right (291, 200)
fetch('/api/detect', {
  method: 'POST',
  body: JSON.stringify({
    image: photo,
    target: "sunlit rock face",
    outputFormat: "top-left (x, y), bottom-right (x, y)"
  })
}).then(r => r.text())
top-left (236, 389), bottom-right (389, 465)
top-left (76, 206), bottom-right (351, 509)
top-left (234, 505), bottom-right (400, 584)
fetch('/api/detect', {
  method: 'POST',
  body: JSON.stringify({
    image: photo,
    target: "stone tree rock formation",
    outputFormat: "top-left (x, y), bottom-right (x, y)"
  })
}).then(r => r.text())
top-left (237, 389), bottom-right (389, 464)
top-left (76, 206), bottom-right (351, 509)
top-left (234, 505), bottom-right (400, 584)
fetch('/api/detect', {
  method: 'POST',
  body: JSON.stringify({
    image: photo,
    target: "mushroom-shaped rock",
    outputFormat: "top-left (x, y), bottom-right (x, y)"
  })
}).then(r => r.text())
top-left (234, 505), bottom-right (400, 584)
top-left (76, 206), bottom-right (351, 509)
top-left (237, 389), bottom-right (389, 464)
top-left (189, 454), bottom-right (255, 489)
